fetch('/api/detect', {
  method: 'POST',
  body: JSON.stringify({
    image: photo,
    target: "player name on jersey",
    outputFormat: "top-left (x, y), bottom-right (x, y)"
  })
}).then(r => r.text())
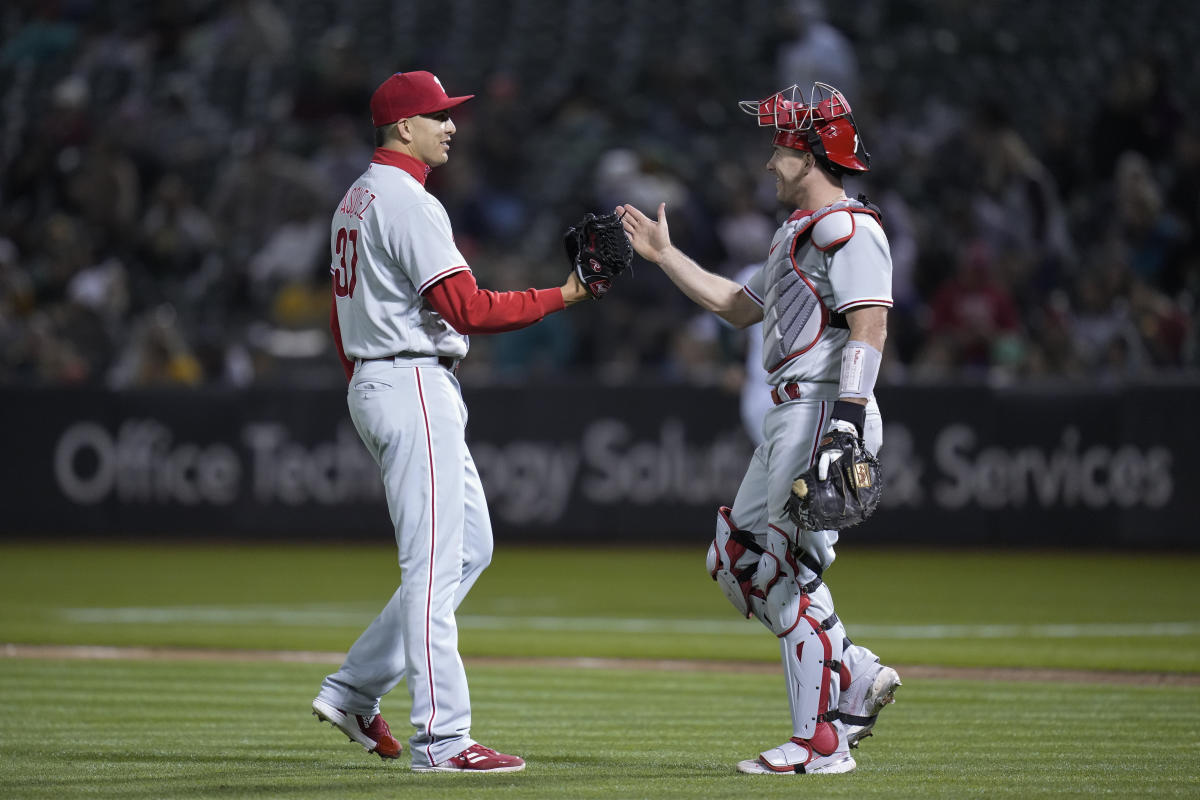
top-left (337, 186), bottom-right (377, 220)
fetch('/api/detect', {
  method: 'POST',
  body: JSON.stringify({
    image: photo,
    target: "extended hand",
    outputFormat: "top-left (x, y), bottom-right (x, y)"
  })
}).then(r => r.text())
top-left (560, 270), bottom-right (591, 306)
top-left (615, 202), bottom-right (672, 264)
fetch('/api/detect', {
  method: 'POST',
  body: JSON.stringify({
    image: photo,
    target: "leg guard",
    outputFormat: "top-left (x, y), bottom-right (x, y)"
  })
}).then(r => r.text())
top-left (778, 581), bottom-right (845, 739)
top-left (705, 506), bottom-right (762, 619)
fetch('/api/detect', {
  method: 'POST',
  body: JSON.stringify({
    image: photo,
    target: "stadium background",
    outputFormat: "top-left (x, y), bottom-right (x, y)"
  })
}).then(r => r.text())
top-left (1, 0), bottom-right (1197, 545)
top-left (2, 2), bottom-right (1199, 798)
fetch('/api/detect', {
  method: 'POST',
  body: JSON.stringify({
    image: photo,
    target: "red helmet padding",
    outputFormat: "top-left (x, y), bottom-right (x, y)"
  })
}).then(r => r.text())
top-left (815, 93), bottom-right (852, 123)
top-left (755, 95), bottom-right (815, 131)
top-left (772, 117), bottom-right (869, 173)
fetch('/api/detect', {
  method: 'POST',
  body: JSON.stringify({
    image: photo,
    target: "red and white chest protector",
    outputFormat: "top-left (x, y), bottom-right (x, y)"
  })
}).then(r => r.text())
top-left (743, 199), bottom-right (893, 391)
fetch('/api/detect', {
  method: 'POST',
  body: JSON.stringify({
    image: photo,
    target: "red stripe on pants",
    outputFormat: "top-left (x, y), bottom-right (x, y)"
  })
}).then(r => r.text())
top-left (415, 369), bottom-right (439, 764)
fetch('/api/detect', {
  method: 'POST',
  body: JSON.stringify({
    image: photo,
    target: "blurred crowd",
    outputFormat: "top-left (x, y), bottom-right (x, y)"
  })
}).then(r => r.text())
top-left (1, 0), bottom-right (1196, 390)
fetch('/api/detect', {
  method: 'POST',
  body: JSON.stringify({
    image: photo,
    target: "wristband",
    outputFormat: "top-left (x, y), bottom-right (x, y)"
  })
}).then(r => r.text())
top-left (831, 400), bottom-right (865, 437)
top-left (839, 340), bottom-right (882, 400)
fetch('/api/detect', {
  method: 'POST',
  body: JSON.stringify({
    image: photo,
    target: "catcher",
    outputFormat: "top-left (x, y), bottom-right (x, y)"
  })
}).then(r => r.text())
top-left (618, 82), bottom-right (899, 776)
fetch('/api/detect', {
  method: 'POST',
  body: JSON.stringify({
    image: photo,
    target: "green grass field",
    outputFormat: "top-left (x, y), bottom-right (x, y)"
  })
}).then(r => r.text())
top-left (2, 543), bottom-right (1199, 798)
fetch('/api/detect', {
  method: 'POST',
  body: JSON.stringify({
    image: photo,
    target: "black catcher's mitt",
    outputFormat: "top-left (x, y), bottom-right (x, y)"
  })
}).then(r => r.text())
top-left (564, 211), bottom-right (633, 299)
top-left (784, 430), bottom-right (883, 531)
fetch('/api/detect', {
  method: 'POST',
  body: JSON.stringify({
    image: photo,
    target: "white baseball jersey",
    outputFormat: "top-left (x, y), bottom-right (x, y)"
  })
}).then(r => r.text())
top-left (742, 198), bottom-right (893, 391)
top-left (331, 152), bottom-right (470, 360)
top-left (318, 149), bottom-right (486, 768)
top-left (720, 198), bottom-right (895, 744)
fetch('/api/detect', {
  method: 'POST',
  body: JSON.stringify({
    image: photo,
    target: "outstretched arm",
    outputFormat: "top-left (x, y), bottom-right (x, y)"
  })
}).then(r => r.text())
top-left (425, 270), bottom-right (573, 335)
top-left (616, 203), bottom-right (763, 329)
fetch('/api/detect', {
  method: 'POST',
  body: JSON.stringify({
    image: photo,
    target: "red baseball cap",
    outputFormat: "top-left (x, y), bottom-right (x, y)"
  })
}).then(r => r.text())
top-left (369, 71), bottom-right (474, 127)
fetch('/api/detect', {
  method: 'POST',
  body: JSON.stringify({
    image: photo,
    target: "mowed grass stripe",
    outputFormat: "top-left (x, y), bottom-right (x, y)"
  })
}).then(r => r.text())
top-left (1, 658), bottom-right (1198, 799)
top-left (6, 643), bottom-right (1200, 688)
top-left (52, 607), bottom-right (1200, 639)
top-left (4, 545), bottom-right (1200, 671)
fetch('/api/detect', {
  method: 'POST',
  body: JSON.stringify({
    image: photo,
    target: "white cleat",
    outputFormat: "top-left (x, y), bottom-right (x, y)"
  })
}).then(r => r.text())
top-left (842, 665), bottom-right (901, 748)
top-left (737, 723), bottom-right (855, 775)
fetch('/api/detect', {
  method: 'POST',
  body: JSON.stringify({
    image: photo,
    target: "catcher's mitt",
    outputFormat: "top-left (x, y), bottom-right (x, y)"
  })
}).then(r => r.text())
top-left (564, 211), bottom-right (633, 299)
top-left (784, 430), bottom-right (883, 531)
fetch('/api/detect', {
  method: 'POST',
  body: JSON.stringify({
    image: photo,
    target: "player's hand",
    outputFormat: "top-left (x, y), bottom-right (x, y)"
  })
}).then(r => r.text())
top-left (560, 270), bottom-right (591, 306)
top-left (615, 202), bottom-right (672, 265)
top-left (816, 419), bottom-right (859, 480)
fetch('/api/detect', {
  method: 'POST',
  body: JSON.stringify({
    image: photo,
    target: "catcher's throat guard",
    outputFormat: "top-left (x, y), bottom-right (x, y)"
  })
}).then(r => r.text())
top-left (739, 81), bottom-right (870, 174)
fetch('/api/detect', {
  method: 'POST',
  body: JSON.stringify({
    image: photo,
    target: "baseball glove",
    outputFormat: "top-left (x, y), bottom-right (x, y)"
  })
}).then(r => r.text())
top-left (784, 430), bottom-right (883, 531)
top-left (564, 211), bottom-right (633, 299)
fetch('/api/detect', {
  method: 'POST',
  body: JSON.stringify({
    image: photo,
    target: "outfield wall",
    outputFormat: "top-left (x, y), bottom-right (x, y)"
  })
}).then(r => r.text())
top-left (3, 381), bottom-right (1197, 547)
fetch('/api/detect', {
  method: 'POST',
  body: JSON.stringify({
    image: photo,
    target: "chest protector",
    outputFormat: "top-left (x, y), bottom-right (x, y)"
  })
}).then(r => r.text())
top-left (762, 198), bottom-right (881, 373)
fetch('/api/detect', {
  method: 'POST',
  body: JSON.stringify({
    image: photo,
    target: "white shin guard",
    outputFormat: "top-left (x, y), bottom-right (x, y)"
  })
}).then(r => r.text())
top-left (778, 585), bottom-right (845, 739)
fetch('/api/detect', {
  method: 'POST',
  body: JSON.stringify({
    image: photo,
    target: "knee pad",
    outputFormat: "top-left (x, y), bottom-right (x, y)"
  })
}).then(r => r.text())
top-left (707, 506), bottom-right (761, 619)
top-left (752, 528), bottom-right (815, 636)
top-left (753, 528), bottom-right (803, 595)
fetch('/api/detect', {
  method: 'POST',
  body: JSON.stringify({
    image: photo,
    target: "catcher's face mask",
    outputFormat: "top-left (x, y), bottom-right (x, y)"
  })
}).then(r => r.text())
top-left (739, 82), bottom-right (871, 174)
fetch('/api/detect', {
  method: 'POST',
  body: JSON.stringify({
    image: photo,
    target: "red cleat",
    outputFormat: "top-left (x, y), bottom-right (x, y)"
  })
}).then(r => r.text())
top-left (412, 743), bottom-right (526, 773)
top-left (312, 698), bottom-right (402, 759)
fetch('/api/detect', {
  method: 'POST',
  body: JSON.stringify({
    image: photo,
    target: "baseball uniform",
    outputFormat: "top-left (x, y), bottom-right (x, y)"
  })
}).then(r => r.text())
top-left (629, 80), bottom-right (902, 775)
top-left (314, 71), bottom-right (569, 773)
top-left (722, 198), bottom-right (893, 761)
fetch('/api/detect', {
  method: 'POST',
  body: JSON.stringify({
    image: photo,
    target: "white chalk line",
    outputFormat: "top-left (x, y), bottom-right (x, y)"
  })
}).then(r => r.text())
top-left (55, 607), bottom-right (1200, 640)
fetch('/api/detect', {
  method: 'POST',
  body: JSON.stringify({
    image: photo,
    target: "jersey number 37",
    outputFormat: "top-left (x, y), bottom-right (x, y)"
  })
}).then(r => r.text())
top-left (333, 227), bottom-right (359, 298)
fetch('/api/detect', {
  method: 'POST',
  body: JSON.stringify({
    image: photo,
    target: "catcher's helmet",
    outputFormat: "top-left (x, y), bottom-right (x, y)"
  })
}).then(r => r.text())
top-left (739, 82), bottom-right (870, 174)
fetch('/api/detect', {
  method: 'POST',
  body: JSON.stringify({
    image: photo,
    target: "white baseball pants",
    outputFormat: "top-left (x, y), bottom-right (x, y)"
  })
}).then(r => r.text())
top-left (728, 395), bottom-right (883, 738)
top-left (317, 358), bottom-right (492, 768)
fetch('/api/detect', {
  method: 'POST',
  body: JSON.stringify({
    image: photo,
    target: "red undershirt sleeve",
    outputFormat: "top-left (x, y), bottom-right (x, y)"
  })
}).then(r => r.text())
top-left (329, 289), bottom-right (354, 382)
top-left (423, 270), bottom-right (566, 334)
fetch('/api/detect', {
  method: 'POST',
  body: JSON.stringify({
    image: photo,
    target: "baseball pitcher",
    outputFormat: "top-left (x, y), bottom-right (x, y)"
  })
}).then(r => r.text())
top-left (619, 82), bottom-right (900, 775)
top-left (311, 70), bottom-right (628, 773)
